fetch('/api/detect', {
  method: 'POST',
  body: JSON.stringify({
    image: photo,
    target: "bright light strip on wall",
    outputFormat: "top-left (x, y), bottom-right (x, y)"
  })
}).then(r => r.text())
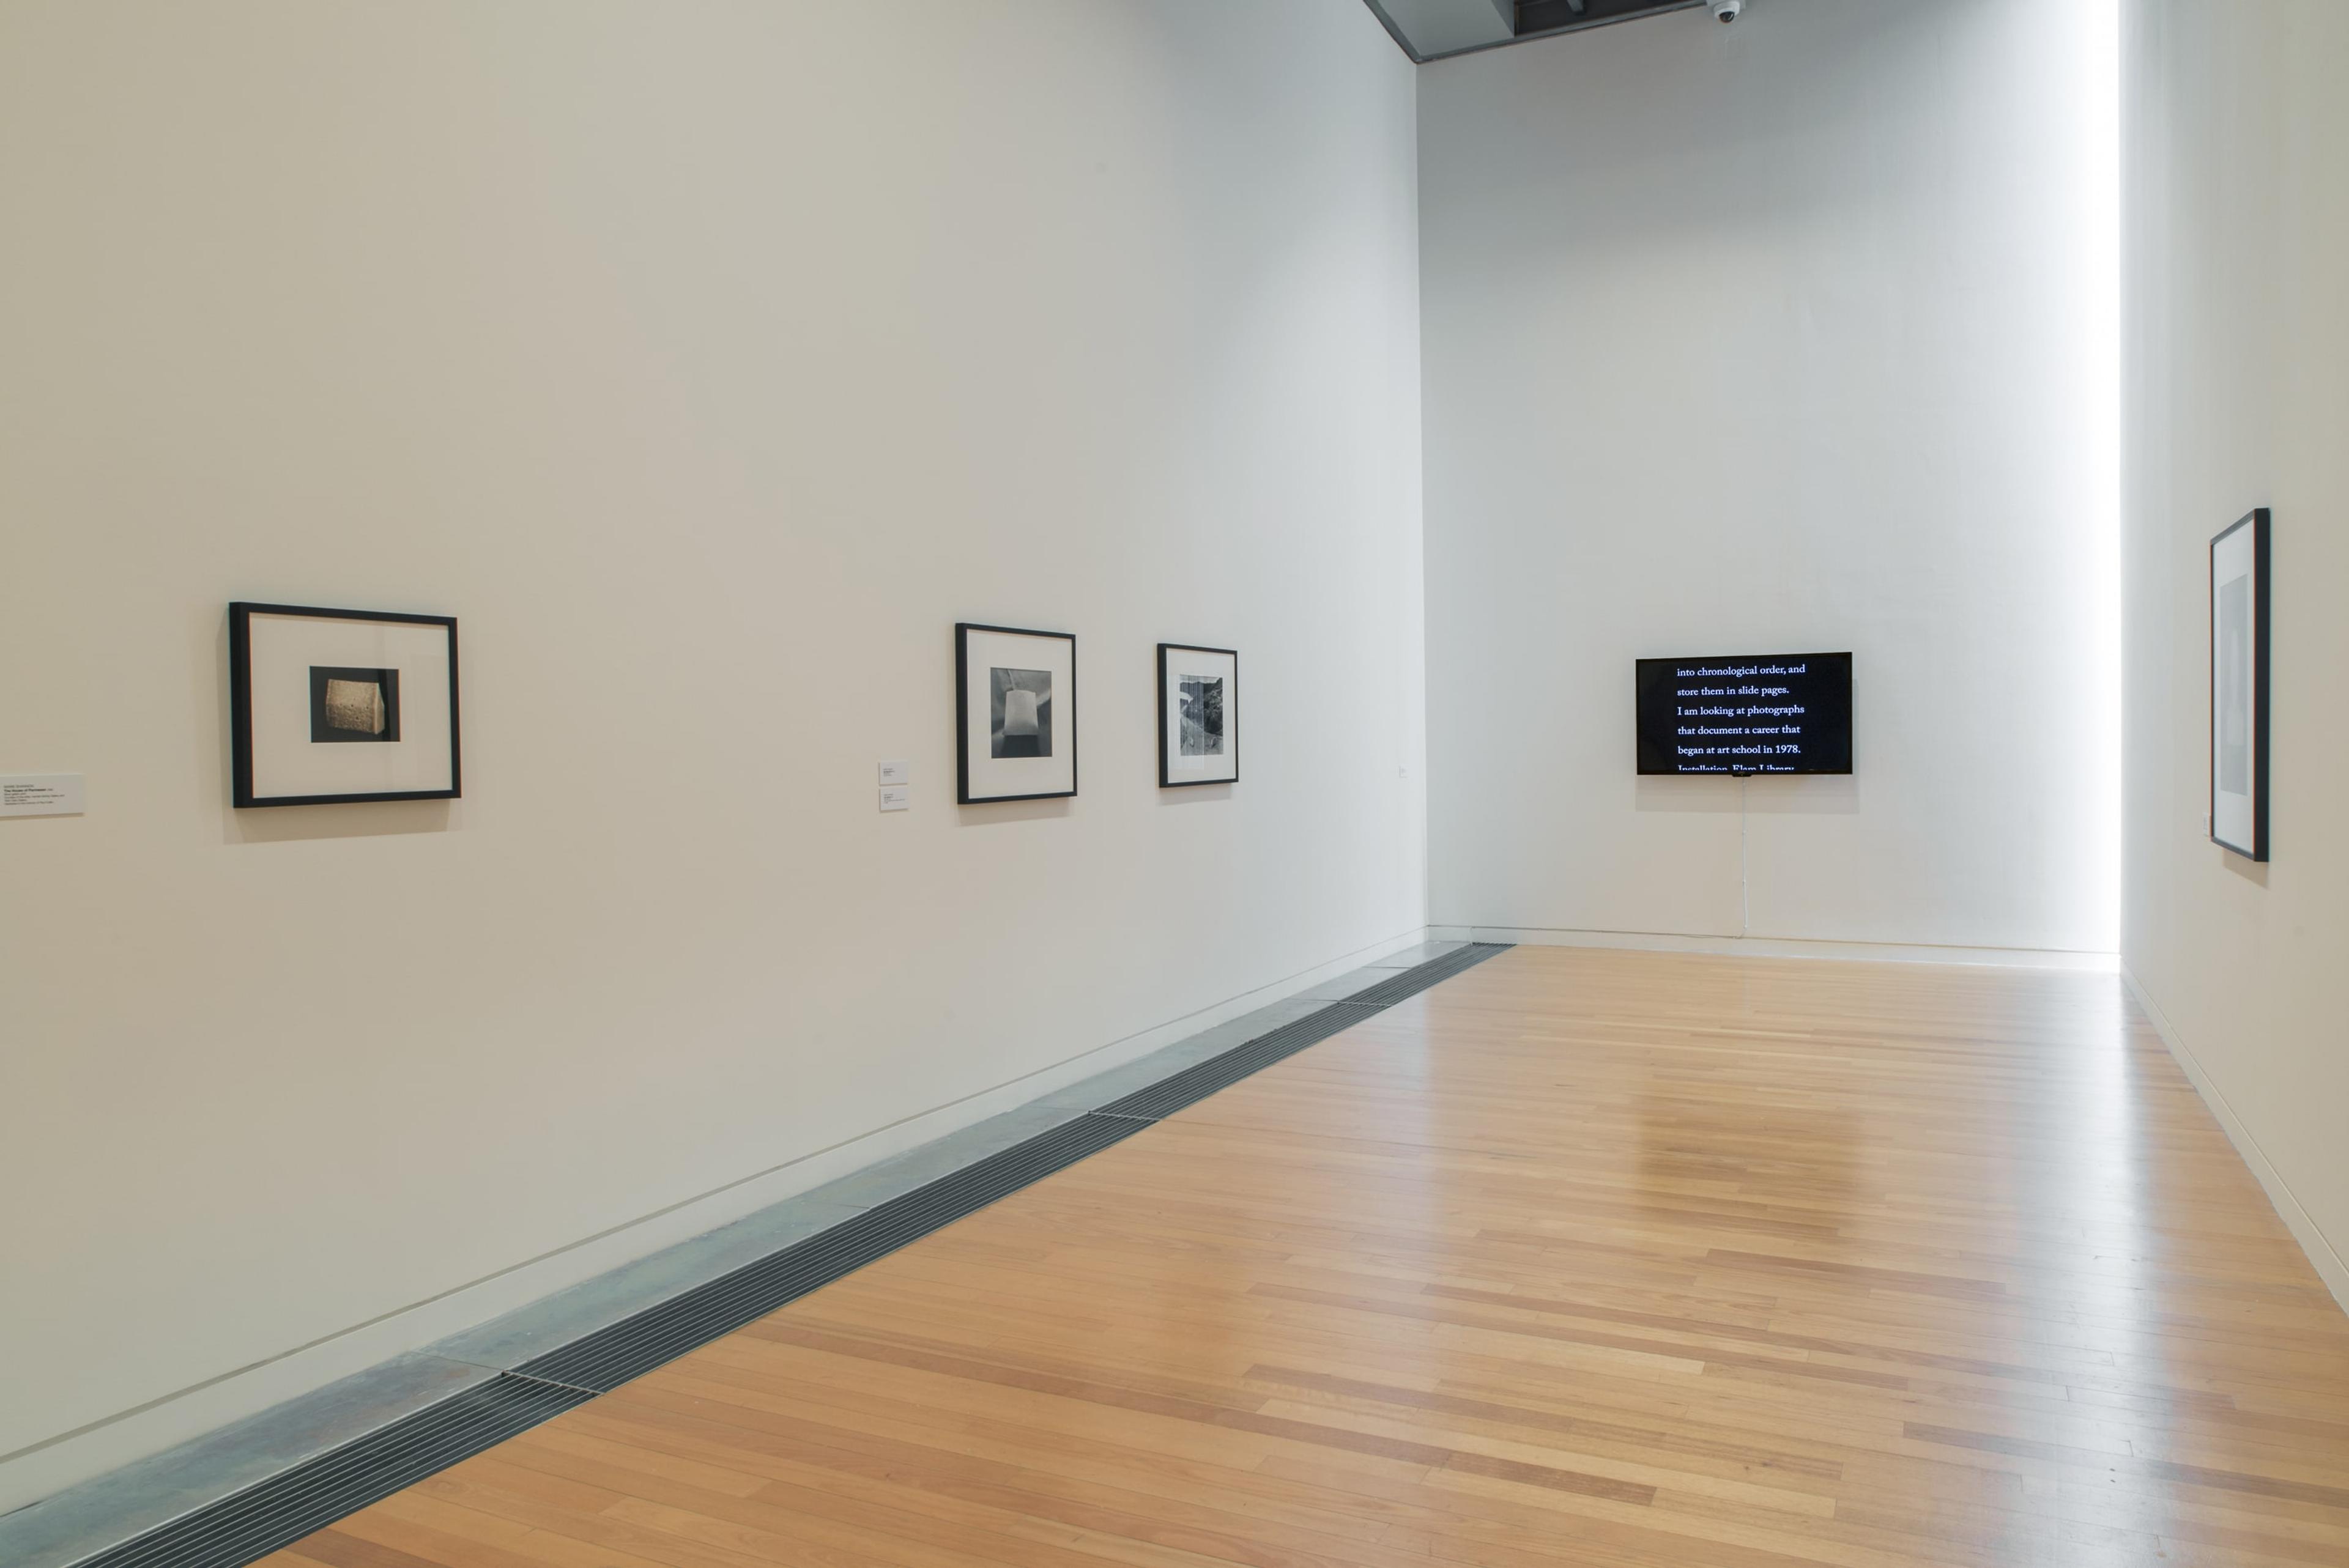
top-left (2084, 0), bottom-right (2121, 953)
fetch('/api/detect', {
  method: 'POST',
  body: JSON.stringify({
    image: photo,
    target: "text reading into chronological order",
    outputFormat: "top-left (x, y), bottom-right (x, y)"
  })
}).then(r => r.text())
top-left (1673, 661), bottom-right (1808, 761)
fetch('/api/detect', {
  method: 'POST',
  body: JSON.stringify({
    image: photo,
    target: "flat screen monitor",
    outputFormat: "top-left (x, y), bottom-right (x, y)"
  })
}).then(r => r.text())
top-left (1636, 653), bottom-right (1852, 775)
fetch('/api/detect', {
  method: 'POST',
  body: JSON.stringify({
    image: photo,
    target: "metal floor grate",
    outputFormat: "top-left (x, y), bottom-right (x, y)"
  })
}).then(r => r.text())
top-left (1094, 1002), bottom-right (1373, 1120)
top-left (1336, 941), bottom-right (1508, 1007)
top-left (67, 1375), bottom-right (592, 1568)
top-left (1099, 942), bottom-right (1508, 1119)
top-left (65, 940), bottom-right (1510, 1568)
top-left (517, 1109), bottom-right (1146, 1392)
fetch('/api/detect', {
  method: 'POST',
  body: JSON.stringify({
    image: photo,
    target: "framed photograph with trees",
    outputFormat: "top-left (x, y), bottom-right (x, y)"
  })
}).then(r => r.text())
top-left (1157, 643), bottom-right (1237, 787)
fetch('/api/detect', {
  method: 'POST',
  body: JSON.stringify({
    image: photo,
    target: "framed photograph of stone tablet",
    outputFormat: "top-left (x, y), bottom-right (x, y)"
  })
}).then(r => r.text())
top-left (229, 602), bottom-right (460, 807)
top-left (2209, 509), bottom-right (2270, 860)
top-left (956, 623), bottom-right (1076, 803)
top-left (1158, 643), bottom-right (1237, 787)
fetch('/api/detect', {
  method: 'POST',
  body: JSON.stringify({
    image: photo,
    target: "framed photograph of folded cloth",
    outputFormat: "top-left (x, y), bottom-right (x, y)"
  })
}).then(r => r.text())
top-left (229, 602), bottom-right (460, 807)
top-left (956, 623), bottom-right (1075, 803)
top-left (1158, 643), bottom-right (1238, 786)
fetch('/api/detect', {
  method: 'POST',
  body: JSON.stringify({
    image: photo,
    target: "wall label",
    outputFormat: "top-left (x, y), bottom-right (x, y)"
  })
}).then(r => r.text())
top-left (1, 774), bottom-right (85, 817)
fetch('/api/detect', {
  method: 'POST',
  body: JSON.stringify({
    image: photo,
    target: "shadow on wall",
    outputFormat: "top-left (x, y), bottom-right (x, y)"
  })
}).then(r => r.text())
top-left (228, 800), bottom-right (453, 844)
top-left (1158, 783), bottom-right (1233, 808)
top-left (955, 797), bottom-right (1074, 826)
top-left (1744, 775), bottom-right (1858, 816)
top-left (1634, 775), bottom-right (1859, 815)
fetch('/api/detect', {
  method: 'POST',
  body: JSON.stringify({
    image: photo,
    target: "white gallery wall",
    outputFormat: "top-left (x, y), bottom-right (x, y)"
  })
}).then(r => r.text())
top-left (0, 0), bottom-right (1425, 1507)
top-left (1418, 0), bottom-right (2119, 955)
top-left (2121, 0), bottom-right (2349, 1301)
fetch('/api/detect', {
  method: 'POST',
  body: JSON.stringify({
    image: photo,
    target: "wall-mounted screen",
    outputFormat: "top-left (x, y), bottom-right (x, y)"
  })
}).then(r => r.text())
top-left (1635, 653), bottom-right (1852, 775)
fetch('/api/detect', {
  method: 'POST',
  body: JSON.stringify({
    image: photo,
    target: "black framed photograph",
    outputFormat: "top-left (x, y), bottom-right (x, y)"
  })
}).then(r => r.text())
top-left (2209, 509), bottom-right (2270, 860)
top-left (230, 602), bottom-right (460, 807)
top-left (1158, 643), bottom-right (1238, 786)
top-left (956, 623), bottom-right (1076, 803)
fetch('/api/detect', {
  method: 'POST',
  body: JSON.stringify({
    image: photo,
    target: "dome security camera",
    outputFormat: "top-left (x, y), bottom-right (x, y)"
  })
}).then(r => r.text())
top-left (1709, 0), bottom-right (1743, 20)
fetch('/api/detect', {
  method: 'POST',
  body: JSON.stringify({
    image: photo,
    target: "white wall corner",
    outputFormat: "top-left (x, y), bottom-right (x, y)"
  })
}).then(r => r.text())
top-left (2123, 964), bottom-right (2349, 1315)
top-left (1466, 926), bottom-right (2118, 971)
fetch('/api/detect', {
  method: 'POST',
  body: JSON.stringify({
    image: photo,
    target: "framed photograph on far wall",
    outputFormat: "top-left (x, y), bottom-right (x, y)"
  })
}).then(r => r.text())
top-left (1158, 643), bottom-right (1238, 787)
top-left (956, 623), bottom-right (1077, 803)
top-left (229, 602), bottom-right (460, 807)
top-left (2209, 508), bottom-right (2270, 860)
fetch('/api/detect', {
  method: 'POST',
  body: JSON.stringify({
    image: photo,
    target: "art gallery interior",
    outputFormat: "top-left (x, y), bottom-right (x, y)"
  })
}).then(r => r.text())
top-left (3, 1), bottom-right (2346, 1564)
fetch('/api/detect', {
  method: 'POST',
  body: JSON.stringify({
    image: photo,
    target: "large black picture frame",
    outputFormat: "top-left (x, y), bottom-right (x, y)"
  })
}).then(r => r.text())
top-left (2208, 509), bottom-right (2271, 861)
top-left (955, 622), bottom-right (1078, 804)
top-left (1157, 642), bottom-right (1239, 788)
top-left (230, 601), bottom-right (462, 807)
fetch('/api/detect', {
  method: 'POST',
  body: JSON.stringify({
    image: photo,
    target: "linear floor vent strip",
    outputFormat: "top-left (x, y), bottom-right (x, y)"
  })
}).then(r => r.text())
top-left (64, 942), bottom-right (1511, 1568)
top-left (1338, 941), bottom-right (1511, 1008)
top-left (1095, 944), bottom-right (1512, 1122)
top-left (68, 1374), bottom-right (591, 1568)
top-left (516, 1109), bottom-right (1146, 1392)
top-left (1094, 1004), bottom-right (1376, 1120)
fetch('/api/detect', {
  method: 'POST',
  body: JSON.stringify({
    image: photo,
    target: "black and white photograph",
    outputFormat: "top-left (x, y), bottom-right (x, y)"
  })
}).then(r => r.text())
top-left (230, 603), bottom-right (459, 807)
top-left (1158, 643), bottom-right (1239, 786)
top-left (2209, 508), bottom-right (2270, 860)
top-left (957, 623), bottom-right (1077, 802)
top-left (1179, 678), bottom-right (1223, 755)
top-left (990, 667), bottom-right (1053, 758)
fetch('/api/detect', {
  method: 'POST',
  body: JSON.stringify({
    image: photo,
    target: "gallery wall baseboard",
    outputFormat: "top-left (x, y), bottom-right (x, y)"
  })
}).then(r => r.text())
top-left (2123, 965), bottom-right (2349, 1317)
top-left (0, 925), bottom-right (1431, 1522)
top-left (1429, 924), bottom-right (2120, 972)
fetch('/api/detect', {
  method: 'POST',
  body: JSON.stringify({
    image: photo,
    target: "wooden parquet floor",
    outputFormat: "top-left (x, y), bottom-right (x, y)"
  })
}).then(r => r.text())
top-left (263, 947), bottom-right (2349, 1567)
